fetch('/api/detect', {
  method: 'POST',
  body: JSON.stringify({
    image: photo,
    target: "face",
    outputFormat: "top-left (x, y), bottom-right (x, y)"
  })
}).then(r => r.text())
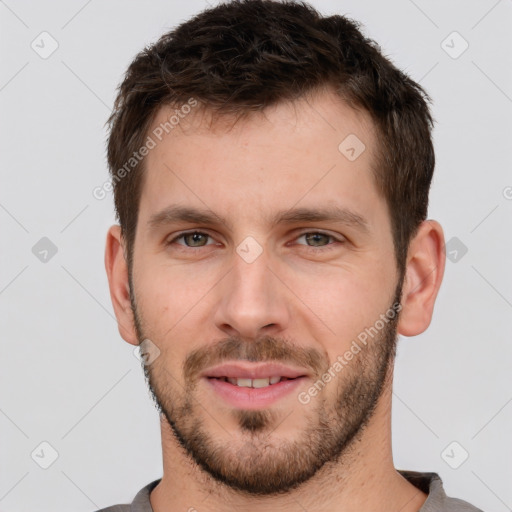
top-left (129, 88), bottom-right (403, 495)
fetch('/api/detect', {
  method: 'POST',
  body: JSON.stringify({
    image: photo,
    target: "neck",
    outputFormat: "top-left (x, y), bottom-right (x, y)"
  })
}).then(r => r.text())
top-left (150, 375), bottom-right (427, 512)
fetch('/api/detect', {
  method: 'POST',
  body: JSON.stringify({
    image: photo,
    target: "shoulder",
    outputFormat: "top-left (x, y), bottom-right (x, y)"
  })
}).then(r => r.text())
top-left (93, 507), bottom-right (131, 512)
top-left (398, 470), bottom-right (484, 512)
top-left (441, 496), bottom-right (485, 512)
top-left (92, 478), bottom-right (161, 512)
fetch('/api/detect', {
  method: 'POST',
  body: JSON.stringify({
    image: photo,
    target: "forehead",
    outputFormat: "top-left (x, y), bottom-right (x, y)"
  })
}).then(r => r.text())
top-left (138, 87), bottom-right (385, 231)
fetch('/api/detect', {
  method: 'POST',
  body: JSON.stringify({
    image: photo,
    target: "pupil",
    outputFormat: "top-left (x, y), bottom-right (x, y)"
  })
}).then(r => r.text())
top-left (188, 232), bottom-right (205, 246)
top-left (306, 233), bottom-right (326, 246)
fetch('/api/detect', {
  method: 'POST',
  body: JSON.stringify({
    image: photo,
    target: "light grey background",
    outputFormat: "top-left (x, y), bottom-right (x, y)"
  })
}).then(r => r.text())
top-left (1, 0), bottom-right (511, 511)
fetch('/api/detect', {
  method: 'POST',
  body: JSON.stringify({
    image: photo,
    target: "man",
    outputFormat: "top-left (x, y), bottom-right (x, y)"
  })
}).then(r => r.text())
top-left (100, 1), bottom-right (483, 510)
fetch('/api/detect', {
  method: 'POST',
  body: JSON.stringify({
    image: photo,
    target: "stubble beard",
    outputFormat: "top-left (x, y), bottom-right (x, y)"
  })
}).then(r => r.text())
top-left (130, 277), bottom-right (402, 496)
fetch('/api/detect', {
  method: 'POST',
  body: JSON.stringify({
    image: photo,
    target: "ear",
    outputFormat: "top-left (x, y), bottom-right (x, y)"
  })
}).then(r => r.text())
top-left (104, 225), bottom-right (139, 345)
top-left (397, 220), bottom-right (446, 337)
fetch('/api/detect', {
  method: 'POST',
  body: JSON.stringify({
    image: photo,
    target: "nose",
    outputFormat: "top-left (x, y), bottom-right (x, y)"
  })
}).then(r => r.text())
top-left (213, 245), bottom-right (290, 341)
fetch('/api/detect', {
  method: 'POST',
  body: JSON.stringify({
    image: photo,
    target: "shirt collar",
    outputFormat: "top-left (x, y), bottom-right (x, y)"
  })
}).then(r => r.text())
top-left (130, 471), bottom-right (446, 511)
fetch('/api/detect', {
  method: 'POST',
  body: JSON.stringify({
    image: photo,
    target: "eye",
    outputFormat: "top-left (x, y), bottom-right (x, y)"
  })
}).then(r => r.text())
top-left (167, 231), bottom-right (216, 248)
top-left (166, 230), bottom-right (344, 252)
top-left (294, 231), bottom-right (343, 251)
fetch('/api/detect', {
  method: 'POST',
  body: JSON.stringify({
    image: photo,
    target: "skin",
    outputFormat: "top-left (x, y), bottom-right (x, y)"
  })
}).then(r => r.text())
top-left (105, 86), bottom-right (446, 512)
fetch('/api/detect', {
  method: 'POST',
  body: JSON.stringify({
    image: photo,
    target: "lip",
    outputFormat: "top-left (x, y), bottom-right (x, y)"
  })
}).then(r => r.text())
top-left (205, 375), bottom-right (308, 410)
top-left (201, 361), bottom-right (310, 410)
top-left (201, 362), bottom-right (309, 380)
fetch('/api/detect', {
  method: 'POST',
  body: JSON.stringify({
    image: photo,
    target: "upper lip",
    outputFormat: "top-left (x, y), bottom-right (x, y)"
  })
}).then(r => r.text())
top-left (202, 362), bottom-right (309, 380)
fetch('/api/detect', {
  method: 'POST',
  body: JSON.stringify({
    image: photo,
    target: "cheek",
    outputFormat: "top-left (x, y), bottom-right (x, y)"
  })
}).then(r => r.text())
top-left (311, 283), bottom-right (386, 335)
top-left (134, 263), bottom-right (217, 347)
top-left (136, 260), bottom-right (208, 308)
top-left (291, 262), bottom-right (397, 353)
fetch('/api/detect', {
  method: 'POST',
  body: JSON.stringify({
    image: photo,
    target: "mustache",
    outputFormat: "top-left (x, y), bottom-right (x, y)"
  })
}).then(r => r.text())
top-left (183, 335), bottom-right (329, 383)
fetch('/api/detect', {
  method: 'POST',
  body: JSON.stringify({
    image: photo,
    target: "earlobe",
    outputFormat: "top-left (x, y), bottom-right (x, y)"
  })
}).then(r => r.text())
top-left (104, 225), bottom-right (139, 345)
top-left (397, 220), bottom-right (446, 337)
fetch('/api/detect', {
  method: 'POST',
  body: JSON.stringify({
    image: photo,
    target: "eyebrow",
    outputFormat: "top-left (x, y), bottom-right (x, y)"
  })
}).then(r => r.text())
top-left (147, 204), bottom-right (370, 234)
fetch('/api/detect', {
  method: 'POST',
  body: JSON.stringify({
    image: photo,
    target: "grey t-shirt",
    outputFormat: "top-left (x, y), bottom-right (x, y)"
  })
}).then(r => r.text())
top-left (95, 470), bottom-right (484, 511)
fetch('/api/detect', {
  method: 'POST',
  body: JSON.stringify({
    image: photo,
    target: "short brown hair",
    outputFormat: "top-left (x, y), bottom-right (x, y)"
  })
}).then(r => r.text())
top-left (106, 0), bottom-right (435, 275)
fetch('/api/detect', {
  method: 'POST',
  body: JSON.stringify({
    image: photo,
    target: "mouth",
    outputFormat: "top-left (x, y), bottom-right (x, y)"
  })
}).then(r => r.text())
top-left (208, 376), bottom-right (298, 388)
top-left (202, 362), bottom-right (309, 409)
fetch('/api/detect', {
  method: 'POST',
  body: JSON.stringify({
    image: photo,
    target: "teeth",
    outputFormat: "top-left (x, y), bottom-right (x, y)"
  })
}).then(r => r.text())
top-left (224, 377), bottom-right (284, 388)
top-left (252, 378), bottom-right (270, 388)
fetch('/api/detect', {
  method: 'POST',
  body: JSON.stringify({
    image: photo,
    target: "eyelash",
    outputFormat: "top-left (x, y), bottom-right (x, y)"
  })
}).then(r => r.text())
top-left (166, 230), bottom-right (344, 253)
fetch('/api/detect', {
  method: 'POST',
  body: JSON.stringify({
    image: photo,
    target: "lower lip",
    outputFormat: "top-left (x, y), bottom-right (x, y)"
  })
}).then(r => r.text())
top-left (205, 377), bottom-right (307, 409)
